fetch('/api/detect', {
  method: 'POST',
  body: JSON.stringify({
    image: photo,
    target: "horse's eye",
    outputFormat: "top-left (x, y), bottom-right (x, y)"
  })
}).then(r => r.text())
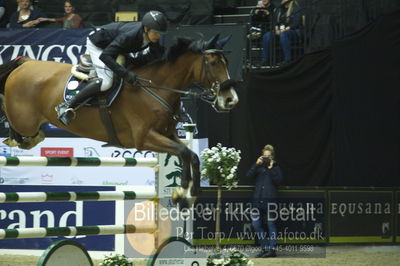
top-left (210, 60), bottom-right (219, 66)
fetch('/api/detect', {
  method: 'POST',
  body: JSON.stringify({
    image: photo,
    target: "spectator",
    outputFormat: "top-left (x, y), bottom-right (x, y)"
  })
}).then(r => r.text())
top-left (246, 144), bottom-right (284, 258)
top-left (0, 0), bottom-right (6, 27)
top-left (261, 0), bottom-right (303, 65)
top-left (48, 1), bottom-right (83, 28)
top-left (250, 0), bottom-right (274, 32)
top-left (8, 0), bottom-right (48, 28)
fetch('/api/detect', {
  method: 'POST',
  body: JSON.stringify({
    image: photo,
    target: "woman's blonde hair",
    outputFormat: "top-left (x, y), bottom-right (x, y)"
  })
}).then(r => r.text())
top-left (262, 144), bottom-right (275, 159)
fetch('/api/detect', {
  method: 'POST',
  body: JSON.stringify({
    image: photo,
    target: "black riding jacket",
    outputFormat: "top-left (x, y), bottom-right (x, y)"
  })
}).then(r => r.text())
top-left (246, 163), bottom-right (284, 211)
top-left (88, 21), bottom-right (164, 79)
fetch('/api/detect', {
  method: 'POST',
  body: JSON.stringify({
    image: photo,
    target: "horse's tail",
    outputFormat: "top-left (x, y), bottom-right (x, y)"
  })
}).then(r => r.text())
top-left (0, 56), bottom-right (30, 95)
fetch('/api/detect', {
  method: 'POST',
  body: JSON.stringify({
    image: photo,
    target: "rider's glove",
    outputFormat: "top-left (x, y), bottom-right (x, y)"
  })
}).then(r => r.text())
top-left (125, 71), bottom-right (138, 84)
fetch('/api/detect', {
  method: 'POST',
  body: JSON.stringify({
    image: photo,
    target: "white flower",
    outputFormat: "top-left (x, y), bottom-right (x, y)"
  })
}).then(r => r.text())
top-left (212, 258), bottom-right (225, 265)
top-left (201, 145), bottom-right (241, 186)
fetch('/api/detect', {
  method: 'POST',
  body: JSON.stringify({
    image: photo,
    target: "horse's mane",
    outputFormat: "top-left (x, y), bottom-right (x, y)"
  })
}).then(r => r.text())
top-left (162, 37), bottom-right (203, 62)
top-left (127, 37), bottom-right (204, 71)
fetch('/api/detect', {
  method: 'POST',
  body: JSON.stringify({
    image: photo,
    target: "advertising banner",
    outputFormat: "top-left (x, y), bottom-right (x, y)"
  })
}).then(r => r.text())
top-left (187, 188), bottom-right (325, 258)
top-left (0, 137), bottom-right (156, 186)
top-left (0, 185), bottom-right (115, 251)
top-left (0, 28), bottom-right (90, 64)
top-left (329, 190), bottom-right (393, 243)
top-left (0, 136), bottom-right (206, 186)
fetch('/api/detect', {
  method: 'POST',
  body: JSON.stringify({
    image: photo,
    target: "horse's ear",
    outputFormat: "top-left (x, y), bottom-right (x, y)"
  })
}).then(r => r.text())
top-left (216, 35), bottom-right (232, 50)
top-left (204, 33), bottom-right (220, 50)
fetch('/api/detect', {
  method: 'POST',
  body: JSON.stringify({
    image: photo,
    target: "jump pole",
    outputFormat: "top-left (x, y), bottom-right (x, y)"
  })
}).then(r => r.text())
top-left (0, 190), bottom-right (157, 203)
top-left (0, 224), bottom-right (157, 239)
top-left (0, 157), bottom-right (158, 167)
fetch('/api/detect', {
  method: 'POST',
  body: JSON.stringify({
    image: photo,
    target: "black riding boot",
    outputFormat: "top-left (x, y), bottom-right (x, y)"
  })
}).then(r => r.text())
top-left (56, 78), bottom-right (102, 126)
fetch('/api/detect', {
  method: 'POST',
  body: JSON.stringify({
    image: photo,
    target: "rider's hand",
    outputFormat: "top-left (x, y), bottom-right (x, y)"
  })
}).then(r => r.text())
top-left (125, 72), bottom-right (138, 84)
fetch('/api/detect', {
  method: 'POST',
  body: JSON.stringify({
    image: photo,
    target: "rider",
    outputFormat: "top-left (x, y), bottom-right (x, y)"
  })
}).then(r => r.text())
top-left (56, 10), bottom-right (168, 126)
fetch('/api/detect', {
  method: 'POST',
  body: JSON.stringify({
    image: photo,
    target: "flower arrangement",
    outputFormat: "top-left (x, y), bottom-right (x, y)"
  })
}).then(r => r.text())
top-left (99, 253), bottom-right (133, 266)
top-left (207, 248), bottom-right (254, 266)
top-left (201, 143), bottom-right (241, 251)
top-left (200, 143), bottom-right (241, 189)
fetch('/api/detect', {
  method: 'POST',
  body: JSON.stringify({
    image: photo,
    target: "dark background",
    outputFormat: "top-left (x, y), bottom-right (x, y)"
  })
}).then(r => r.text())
top-left (211, 11), bottom-right (400, 187)
top-left (2, 1), bottom-right (400, 187)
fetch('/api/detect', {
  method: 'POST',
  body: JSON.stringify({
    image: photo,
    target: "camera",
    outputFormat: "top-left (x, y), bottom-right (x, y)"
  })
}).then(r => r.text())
top-left (262, 156), bottom-right (271, 166)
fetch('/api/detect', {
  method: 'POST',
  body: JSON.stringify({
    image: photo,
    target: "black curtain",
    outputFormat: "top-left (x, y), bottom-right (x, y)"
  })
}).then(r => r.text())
top-left (332, 11), bottom-right (400, 186)
top-left (304, 0), bottom-right (400, 53)
top-left (214, 11), bottom-right (400, 187)
top-left (234, 51), bottom-right (333, 186)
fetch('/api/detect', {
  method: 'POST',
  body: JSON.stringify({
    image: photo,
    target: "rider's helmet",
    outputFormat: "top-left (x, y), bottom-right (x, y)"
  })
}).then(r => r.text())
top-left (142, 11), bottom-right (168, 34)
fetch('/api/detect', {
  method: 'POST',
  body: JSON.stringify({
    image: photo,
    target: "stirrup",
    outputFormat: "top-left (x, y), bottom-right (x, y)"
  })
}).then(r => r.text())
top-left (64, 108), bottom-right (77, 119)
top-left (55, 103), bottom-right (77, 126)
top-left (57, 108), bottom-right (76, 126)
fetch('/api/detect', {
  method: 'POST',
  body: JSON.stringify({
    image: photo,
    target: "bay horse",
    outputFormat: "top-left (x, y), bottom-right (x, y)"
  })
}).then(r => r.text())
top-left (0, 34), bottom-right (239, 205)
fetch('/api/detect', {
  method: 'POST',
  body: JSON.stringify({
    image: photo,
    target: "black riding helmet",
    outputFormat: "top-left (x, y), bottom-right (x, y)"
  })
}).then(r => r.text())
top-left (142, 11), bottom-right (168, 34)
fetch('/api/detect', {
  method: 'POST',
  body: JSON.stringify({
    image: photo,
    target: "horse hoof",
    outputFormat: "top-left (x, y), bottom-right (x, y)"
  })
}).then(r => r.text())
top-left (18, 143), bottom-right (32, 150)
top-left (190, 185), bottom-right (200, 197)
top-left (172, 188), bottom-right (196, 209)
top-left (3, 138), bottom-right (19, 147)
top-left (18, 139), bottom-right (35, 150)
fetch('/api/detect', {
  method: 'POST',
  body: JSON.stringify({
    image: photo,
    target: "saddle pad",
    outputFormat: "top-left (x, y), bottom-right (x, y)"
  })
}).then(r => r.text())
top-left (63, 75), bottom-right (123, 108)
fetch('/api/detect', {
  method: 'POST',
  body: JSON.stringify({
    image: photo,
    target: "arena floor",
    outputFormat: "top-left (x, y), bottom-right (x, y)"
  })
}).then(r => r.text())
top-left (0, 246), bottom-right (399, 266)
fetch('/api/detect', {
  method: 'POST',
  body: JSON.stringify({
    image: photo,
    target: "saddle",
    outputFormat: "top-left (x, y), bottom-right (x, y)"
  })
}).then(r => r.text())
top-left (66, 54), bottom-right (124, 147)
top-left (65, 54), bottom-right (123, 108)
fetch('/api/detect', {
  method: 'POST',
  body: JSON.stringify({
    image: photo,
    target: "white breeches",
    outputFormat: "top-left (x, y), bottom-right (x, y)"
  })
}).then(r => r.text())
top-left (86, 38), bottom-right (113, 91)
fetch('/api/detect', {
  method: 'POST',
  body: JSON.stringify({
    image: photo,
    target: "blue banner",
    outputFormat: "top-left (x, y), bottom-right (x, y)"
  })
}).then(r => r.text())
top-left (0, 185), bottom-right (116, 251)
top-left (0, 28), bottom-right (91, 64)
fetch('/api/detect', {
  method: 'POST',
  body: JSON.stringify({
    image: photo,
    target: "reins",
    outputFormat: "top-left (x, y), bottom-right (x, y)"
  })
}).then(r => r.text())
top-left (134, 51), bottom-right (225, 116)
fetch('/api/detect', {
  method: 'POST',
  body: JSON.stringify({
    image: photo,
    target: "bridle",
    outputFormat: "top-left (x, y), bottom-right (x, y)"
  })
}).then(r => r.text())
top-left (135, 50), bottom-right (236, 116)
top-left (195, 49), bottom-right (237, 105)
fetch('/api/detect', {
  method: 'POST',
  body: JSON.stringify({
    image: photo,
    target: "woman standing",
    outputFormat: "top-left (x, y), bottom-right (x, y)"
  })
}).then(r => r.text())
top-left (49, 0), bottom-right (83, 28)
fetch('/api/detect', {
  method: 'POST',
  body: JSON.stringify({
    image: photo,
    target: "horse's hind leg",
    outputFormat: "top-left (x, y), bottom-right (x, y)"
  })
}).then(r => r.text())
top-left (18, 129), bottom-right (45, 150)
top-left (0, 95), bottom-right (20, 147)
top-left (3, 127), bottom-right (23, 147)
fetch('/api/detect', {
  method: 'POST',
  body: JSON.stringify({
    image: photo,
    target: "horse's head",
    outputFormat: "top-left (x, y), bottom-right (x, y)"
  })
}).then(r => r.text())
top-left (195, 34), bottom-right (239, 112)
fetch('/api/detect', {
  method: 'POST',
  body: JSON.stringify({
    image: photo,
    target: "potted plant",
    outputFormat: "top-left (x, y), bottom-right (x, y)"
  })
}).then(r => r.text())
top-left (206, 248), bottom-right (254, 266)
top-left (200, 143), bottom-right (241, 251)
top-left (99, 253), bottom-right (133, 266)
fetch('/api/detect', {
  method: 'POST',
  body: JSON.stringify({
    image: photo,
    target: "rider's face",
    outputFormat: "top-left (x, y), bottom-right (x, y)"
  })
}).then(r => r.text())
top-left (146, 29), bottom-right (161, 43)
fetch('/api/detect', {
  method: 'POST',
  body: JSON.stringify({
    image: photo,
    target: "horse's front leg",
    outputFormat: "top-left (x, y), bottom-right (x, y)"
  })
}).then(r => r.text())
top-left (189, 149), bottom-right (200, 196)
top-left (141, 130), bottom-right (198, 205)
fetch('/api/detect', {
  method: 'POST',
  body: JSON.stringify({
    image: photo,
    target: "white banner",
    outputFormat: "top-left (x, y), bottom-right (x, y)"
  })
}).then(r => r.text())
top-left (0, 137), bottom-right (207, 186)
